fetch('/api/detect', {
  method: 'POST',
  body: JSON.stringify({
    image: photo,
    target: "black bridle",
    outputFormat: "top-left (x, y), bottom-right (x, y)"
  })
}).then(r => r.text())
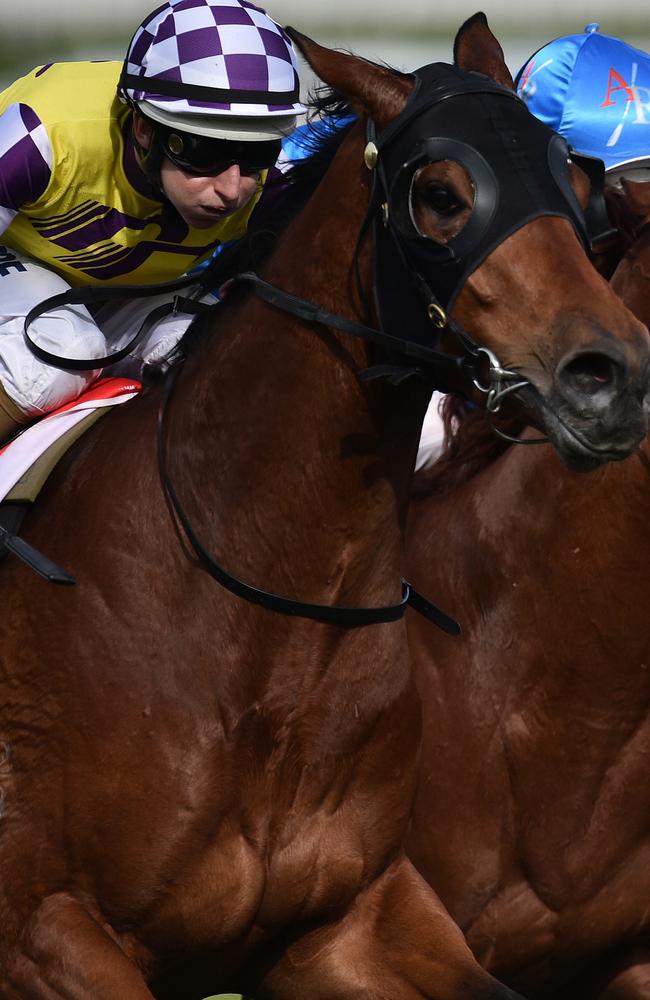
top-left (19, 63), bottom-right (604, 630)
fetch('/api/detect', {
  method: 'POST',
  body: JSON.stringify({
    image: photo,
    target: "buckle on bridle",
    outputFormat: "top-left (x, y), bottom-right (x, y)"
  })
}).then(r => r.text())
top-left (364, 141), bottom-right (379, 170)
top-left (427, 301), bottom-right (447, 328)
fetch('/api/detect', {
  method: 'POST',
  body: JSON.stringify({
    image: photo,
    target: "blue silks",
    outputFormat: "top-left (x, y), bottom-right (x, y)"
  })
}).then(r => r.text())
top-left (516, 23), bottom-right (650, 171)
top-left (280, 114), bottom-right (356, 162)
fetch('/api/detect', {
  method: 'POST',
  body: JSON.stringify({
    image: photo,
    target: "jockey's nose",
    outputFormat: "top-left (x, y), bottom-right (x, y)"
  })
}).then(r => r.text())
top-left (212, 163), bottom-right (242, 204)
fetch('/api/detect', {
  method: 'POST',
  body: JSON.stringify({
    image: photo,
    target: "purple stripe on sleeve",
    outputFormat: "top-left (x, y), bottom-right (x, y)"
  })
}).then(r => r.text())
top-left (0, 133), bottom-right (51, 210)
top-left (19, 104), bottom-right (41, 132)
top-left (0, 103), bottom-right (51, 211)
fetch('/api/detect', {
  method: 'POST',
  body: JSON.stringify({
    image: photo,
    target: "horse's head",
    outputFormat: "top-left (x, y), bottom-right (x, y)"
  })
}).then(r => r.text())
top-left (606, 179), bottom-right (650, 329)
top-left (288, 14), bottom-right (650, 471)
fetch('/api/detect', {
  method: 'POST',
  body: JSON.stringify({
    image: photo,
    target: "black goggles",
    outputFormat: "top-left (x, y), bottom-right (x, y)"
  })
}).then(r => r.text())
top-left (156, 124), bottom-right (281, 176)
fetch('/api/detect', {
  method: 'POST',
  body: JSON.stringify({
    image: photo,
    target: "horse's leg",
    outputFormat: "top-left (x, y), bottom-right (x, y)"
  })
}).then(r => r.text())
top-left (2, 893), bottom-right (154, 999)
top-left (259, 857), bottom-right (523, 1000)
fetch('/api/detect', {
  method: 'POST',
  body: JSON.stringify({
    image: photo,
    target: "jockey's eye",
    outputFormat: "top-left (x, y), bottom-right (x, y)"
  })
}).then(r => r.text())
top-left (424, 184), bottom-right (461, 216)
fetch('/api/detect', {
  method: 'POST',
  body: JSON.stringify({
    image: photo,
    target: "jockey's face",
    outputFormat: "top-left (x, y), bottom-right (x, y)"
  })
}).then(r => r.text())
top-left (133, 112), bottom-right (260, 230)
top-left (160, 159), bottom-right (259, 229)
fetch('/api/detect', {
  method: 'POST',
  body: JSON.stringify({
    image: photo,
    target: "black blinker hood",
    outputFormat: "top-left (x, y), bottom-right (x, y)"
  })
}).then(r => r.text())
top-left (371, 62), bottom-right (595, 355)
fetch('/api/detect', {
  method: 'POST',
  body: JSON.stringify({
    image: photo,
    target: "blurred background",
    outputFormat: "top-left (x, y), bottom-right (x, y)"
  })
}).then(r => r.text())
top-left (1, 0), bottom-right (649, 93)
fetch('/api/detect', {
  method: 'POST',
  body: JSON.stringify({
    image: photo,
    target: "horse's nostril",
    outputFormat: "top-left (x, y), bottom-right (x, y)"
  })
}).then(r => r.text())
top-left (560, 352), bottom-right (620, 397)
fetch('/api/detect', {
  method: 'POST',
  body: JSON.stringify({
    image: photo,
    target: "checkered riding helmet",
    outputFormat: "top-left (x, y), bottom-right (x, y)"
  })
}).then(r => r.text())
top-left (119, 0), bottom-right (305, 142)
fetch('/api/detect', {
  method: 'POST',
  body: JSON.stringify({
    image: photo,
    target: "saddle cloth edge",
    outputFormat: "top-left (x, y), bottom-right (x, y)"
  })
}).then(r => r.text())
top-left (0, 378), bottom-right (142, 505)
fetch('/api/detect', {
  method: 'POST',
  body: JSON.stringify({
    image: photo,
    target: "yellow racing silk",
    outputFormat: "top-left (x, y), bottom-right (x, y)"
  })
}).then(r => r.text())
top-left (0, 61), bottom-right (265, 286)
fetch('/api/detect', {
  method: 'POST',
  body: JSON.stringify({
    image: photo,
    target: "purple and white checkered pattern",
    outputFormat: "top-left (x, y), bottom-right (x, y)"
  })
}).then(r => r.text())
top-left (0, 102), bottom-right (52, 235)
top-left (123, 0), bottom-right (302, 116)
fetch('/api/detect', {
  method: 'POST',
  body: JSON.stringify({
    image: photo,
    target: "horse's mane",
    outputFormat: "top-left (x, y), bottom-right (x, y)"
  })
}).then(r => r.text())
top-left (412, 394), bottom-right (525, 498)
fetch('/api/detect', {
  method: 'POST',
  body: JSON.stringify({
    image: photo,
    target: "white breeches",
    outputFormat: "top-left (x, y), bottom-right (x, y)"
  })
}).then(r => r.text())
top-left (416, 391), bottom-right (446, 470)
top-left (0, 246), bottom-right (211, 418)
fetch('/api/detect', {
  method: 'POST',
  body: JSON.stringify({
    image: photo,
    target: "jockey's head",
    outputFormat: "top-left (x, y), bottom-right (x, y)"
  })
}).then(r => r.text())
top-left (118, 0), bottom-right (304, 225)
top-left (515, 23), bottom-right (650, 188)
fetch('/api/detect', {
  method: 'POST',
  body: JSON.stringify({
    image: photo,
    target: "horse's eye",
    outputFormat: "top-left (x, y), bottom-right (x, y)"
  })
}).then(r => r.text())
top-left (424, 185), bottom-right (461, 215)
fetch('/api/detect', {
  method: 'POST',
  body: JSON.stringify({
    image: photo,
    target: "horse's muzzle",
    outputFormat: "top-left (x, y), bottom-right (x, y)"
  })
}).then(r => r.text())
top-left (529, 343), bottom-right (650, 470)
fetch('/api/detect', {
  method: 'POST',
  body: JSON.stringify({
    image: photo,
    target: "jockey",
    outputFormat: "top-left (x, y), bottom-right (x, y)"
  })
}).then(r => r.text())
top-left (0, 0), bottom-right (303, 440)
top-left (516, 23), bottom-right (650, 188)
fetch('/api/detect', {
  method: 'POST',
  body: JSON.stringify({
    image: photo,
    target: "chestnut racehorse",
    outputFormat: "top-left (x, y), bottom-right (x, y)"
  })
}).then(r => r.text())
top-left (406, 152), bottom-right (650, 1000)
top-left (1, 15), bottom-right (650, 1000)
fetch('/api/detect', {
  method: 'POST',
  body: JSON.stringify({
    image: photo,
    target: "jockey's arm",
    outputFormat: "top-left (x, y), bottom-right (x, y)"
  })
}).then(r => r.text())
top-left (0, 102), bottom-right (52, 239)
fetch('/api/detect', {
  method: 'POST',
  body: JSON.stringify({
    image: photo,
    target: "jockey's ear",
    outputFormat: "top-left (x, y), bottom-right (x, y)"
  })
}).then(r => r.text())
top-left (132, 110), bottom-right (154, 151)
top-left (285, 27), bottom-right (411, 130)
top-left (453, 12), bottom-right (515, 90)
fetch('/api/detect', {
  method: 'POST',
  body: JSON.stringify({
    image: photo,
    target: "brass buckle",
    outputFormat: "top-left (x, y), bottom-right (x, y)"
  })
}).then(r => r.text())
top-left (427, 302), bottom-right (447, 328)
top-left (364, 141), bottom-right (379, 169)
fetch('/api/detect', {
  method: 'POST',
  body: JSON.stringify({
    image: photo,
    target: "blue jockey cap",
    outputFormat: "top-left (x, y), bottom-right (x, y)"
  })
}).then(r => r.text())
top-left (515, 24), bottom-right (650, 175)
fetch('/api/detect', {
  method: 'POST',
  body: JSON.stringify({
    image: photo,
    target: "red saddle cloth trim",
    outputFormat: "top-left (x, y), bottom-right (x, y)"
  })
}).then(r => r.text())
top-left (0, 377), bottom-right (143, 458)
top-left (43, 377), bottom-right (143, 416)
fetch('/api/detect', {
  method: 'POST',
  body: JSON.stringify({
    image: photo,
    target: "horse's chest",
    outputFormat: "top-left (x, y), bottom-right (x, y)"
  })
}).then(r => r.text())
top-left (260, 809), bottom-right (373, 925)
top-left (171, 788), bottom-right (403, 944)
top-left (143, 685), bottom-right (419, 946)
top-left (144, 813), bottom-right (373, 954)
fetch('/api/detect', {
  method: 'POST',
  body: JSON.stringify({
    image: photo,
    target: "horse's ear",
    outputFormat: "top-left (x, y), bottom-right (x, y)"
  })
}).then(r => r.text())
top-left (453, 12), bottom-right (515, 90)
top-left (286, 27), bottom-right (411, 128)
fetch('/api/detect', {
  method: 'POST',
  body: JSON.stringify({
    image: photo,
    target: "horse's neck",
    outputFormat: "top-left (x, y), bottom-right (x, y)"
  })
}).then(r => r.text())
top-left (483, 438), bottom-right (649, 551)
top-left (413, 433), bottom-right (649, 608)
top-left (442, 439), bottom-right (650, 676)
top-left (170, 129), bottom-right (430, 610)
top-left (410, 439), bottom-right (650, 762)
